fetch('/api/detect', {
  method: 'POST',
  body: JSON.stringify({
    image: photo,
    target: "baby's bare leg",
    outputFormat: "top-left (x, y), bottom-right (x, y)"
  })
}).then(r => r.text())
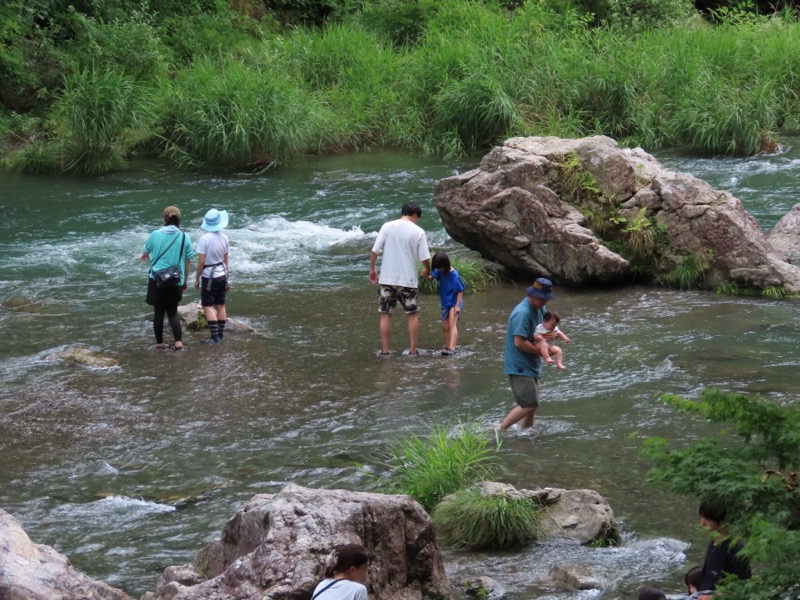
top-left (550, 345), bottom-right (565, 369)
top-left (537, 340), bottom-right (554, 363)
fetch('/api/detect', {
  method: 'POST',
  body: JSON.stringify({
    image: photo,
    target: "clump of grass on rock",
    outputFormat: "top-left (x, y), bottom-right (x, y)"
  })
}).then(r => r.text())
top-left (376, 419), bottom-right (500, 513)
top-left (433, 486), bottom-right (540, 550)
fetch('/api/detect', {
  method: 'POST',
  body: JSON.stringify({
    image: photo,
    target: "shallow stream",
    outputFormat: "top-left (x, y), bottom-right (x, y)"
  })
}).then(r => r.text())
top-left (1, 143), bottom-right (799, 598)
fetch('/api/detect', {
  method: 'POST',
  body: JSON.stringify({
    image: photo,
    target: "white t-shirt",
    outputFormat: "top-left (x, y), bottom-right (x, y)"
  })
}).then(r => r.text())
top-left (312, 578), bottom-right (368, 600)
top-left (195, 231), bottom-right (229, 278)
top-left (534, 323), bottom-right (560, 345)
top-left (371, 218), bottom-right (430, 288)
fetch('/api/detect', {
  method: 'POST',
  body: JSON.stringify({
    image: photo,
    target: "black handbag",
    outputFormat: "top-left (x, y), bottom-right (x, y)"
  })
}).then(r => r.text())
top-left (150, 233), bottom-right (185, 288)
top-left (153, 264), bottom-right (182, 287)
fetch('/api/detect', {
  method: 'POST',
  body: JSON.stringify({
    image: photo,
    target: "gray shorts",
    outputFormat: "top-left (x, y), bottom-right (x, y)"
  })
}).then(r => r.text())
top-left (509, 375), bottom-right (540, 409)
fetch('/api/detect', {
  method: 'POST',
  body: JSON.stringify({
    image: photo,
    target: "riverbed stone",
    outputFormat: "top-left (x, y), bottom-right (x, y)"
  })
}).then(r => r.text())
top-left (547, 565), bottom-right (608, 591)
top-left (463, 576), bottom-right (506, 599)
top-left (177, 301), bottom-right (262, 335)
top-left (45, 346), bottom-right (120, 369)
top-left (142, 484), bottom-right (451, 600)
top-left (0, 507), bottom-right (133, 600)
top-left (433, 135), bottom-right (800, 293)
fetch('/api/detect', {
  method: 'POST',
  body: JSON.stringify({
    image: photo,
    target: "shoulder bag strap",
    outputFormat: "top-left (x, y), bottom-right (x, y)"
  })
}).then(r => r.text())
top-left (148, 231), bottom-right (182, 276)
top-left (310, 580), bottom-right (340, 600)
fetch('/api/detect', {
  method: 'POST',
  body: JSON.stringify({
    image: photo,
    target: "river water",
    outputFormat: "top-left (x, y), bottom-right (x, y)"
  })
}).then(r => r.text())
top-left (1, 142), bottom-right (799, 599)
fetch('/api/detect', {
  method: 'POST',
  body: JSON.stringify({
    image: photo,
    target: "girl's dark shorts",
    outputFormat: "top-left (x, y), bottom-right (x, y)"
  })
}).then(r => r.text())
top-left (200, 276), bottom-right (228, 307)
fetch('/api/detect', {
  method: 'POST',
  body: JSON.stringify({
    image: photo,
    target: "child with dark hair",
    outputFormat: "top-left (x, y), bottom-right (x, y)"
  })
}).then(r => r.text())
top-left (312, 543), bottom-right (371, 600)
top-left (533, 311), bottom-right (570, 369)
top-left (696, 501), bottom-right (751, 596)
top-left (427, 252), bottom-right (465, 356)
top-left (637, 585), bottom-right (666, 600)
top-left (685, 564), bottom-right (711, 599)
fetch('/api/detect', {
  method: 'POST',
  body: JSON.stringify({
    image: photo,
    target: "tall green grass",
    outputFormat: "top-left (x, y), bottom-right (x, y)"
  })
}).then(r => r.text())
top-left (8, 67), bottom-right (154, 174)
top-left (161, 55), bottom-right (326, 168)
top-left (374, 419), bottom-right (500, 512)
top-left (8, 0), bottom-right (800, 168)
top-left (59, 68), bottom-right (155, 174)
top-left (278, 24), bottom-right (404, 150)
top-left (433, 487), bottom-right (540, 550)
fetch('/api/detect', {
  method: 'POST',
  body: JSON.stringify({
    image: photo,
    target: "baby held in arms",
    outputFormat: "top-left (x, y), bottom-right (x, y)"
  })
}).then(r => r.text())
top-left (533, 311), bottom-right (570, 369)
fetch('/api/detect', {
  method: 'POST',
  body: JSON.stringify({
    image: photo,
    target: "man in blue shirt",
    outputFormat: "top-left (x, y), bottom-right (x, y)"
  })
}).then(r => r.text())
top-left (496, 278), bottom-right (554, 434)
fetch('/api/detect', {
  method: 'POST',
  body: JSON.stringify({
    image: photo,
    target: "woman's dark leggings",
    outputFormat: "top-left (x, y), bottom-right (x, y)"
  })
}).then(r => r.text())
top-left (153, 300), bottom-right (182, 344)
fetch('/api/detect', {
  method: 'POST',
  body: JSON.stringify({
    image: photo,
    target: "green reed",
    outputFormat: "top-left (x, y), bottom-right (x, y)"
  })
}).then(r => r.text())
top-left (8, 67), bottom-right (154, 174)
top-left (278, 24), bottom-right (404, 150)
top-left (161, 55), bottom-right (326, 168)
top-left (375, 418), bottom-right (500, 512)
top-left (433, 487), bottom-right (540, 550)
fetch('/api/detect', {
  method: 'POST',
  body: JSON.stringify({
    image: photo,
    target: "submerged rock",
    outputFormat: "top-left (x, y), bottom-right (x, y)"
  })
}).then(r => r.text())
top-left (45, 346), bottom-right (120, 369)
top-left (0, 508), bottom-right (133, 600)
top-left (177, 301), bottom-right (265, 335)
top-left (433, 135), bottom-right (800, 293)
top-left (142, 484), bottom-right (451, 600)
top-left (463, 576), bottom-right (506, 599)
top-left (547, 565), bottom-right (608, 591)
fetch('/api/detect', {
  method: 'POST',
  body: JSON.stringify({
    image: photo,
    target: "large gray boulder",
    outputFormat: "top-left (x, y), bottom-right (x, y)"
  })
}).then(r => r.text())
top-left (0, 508), bottom-right (132, 600)
top-left (433, 136), bottom-right (800, 292)
top-left (767, 203), bottom-right (800, 264)
top-left (142, 484), bottom-right (451, 600)
top-left (474, 482), bottom-right (619, 545)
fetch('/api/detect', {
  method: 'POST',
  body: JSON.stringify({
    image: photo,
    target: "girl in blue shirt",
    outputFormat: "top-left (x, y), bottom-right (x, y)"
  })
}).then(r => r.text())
top-left (428, 253), bottom-right (466, 356)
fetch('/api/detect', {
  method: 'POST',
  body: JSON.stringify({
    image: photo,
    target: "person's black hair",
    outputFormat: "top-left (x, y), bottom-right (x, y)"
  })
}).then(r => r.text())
top-left (431, 252), bottom-right (451, 272)
top-left (685, 565), bottom-right (703, 592)
top-left (637, 586), bottom-right (667, 600)
top-left (401, 202), bottom-right (422, 218)
top-left (324, 543), bottom-right (370, 578)
top-left (699, 501), bottom-right (727, 525)
top-left (543, 311), bottom-right (560, 324)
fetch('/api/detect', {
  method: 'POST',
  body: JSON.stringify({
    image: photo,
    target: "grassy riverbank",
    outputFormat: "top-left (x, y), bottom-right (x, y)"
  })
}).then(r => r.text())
top-left (2, 0), bottom-right (800, 173)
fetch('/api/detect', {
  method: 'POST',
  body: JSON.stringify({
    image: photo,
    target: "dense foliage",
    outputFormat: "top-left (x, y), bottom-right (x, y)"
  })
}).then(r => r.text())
top-left (2, 0), bottom-right (800, 174)
top-left (643, 389), bottom-right (800, 599)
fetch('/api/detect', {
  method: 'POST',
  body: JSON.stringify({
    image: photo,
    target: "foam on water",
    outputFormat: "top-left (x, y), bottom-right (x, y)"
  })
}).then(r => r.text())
top-left (48, 496), bottom-right (175, 526)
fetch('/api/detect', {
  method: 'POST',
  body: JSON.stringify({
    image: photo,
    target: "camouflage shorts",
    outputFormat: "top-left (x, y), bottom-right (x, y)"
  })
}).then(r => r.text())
top-left (378, 285), bottom-right (419, 314)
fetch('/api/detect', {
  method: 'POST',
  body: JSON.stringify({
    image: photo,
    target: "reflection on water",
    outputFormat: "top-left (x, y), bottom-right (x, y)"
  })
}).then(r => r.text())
top-left (1, 146), bottom-right (799, 598)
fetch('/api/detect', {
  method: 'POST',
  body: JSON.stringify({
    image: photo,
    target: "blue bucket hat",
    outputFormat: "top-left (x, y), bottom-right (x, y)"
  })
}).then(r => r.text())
top-left (201, 209), bottom-right (229, 232)
top-left (526, 277), bottom-right (554, 300)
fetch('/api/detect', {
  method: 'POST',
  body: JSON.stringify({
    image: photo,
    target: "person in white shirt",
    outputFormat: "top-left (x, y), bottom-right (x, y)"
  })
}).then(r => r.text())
top-left (194, 208), bottom-right (230, 344)
top-left (369, 203), bottom-right (431, 356)
top-left (311, 543), bottom-right (370, 600)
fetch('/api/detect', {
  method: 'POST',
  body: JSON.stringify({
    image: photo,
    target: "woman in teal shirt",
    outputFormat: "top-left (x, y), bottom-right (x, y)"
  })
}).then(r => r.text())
top-left (141, 205), bottom-right (195, 350)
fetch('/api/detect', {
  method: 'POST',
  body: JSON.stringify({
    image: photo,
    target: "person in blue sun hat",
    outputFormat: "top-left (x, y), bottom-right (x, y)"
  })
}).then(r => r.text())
top-left (194, 208), bottom-right (230, 344)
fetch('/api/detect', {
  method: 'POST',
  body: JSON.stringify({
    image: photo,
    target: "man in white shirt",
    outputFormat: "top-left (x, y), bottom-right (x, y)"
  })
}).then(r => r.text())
top-left (369, 203), bottom-right (431, 356)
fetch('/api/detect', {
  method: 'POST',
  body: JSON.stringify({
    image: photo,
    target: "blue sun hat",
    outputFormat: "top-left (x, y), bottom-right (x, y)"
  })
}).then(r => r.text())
top-left (201, 209), bottom-right (229, 231)
top-left (526, 277), bottom-right (554, 300)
